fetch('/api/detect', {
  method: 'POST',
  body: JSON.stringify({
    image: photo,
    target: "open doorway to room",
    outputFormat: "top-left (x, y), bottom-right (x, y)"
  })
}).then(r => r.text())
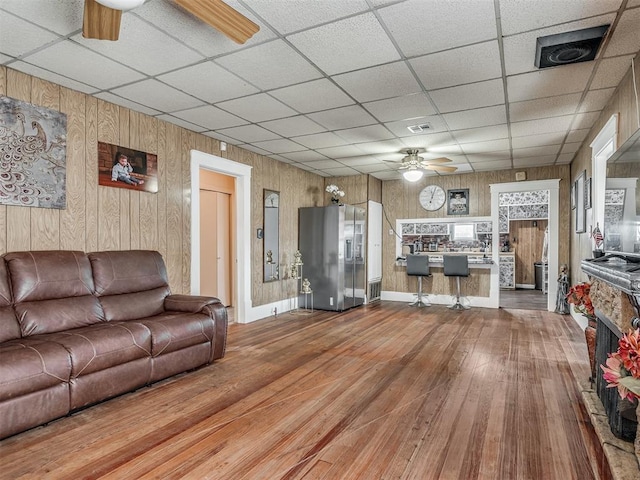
top-left (491, 180), bottom-right (560, 312)
top-left (190, 151), bottom-right (252, 324)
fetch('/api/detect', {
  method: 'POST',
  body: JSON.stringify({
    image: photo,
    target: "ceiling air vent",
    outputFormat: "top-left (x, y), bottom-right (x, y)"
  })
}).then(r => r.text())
top-left (407, 123), bottom-right (431, 134)
top-left (535, 25), bottom-right (609, 69)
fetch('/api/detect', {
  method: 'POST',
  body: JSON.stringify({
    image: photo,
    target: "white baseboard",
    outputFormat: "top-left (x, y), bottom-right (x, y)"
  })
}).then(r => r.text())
top-left (515, 284), bottom-right (536, 289)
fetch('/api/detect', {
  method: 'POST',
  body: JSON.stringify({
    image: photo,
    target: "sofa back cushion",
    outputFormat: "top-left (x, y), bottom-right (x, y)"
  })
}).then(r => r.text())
top-left (4, 251), bottom-right (104, 336)
top-left (89, 250), bottom-right (170, 321)
top-left (0, 258), bottom-right (21, 342)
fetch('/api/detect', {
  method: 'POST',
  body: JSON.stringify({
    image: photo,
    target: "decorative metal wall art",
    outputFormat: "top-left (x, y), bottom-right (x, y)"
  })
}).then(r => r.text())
top-left (0, 95), bottom-right (67, 209)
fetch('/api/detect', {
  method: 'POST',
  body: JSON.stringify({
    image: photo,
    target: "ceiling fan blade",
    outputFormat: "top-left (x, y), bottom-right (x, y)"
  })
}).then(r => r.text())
top-left (83, 0), bottom-right (122, 41)
top-left (420, 157), bottom-right (452, 165)
top-left (423, 164), bottom-right (458, 173)
top-left (175, 0), bottom-right (260, 44)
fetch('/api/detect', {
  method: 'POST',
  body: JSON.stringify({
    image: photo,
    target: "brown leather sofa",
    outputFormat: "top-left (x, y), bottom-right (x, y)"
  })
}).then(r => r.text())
top-left (0, 250), bottom-right (227, 439)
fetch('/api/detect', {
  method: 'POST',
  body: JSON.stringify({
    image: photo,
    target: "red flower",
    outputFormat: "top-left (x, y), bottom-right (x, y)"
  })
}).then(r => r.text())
top-left (566, 282), bottom-right (595, 318)
top-left (600, 329), bottom-right (640, 401)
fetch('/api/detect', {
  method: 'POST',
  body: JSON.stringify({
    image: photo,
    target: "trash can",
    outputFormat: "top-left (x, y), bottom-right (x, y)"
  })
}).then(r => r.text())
top-left (534, 262), bottom-right (543, 290)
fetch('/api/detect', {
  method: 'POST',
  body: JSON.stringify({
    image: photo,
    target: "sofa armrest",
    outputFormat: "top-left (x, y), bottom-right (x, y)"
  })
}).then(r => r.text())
top-left (164, 295), bottom-right (228, 361)
top-left (164, 294), bottom-right (220, 313)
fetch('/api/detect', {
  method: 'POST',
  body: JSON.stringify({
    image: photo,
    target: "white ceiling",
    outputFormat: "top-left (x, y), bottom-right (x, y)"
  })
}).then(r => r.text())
top-left (1, 0), bottom-right (640, 180)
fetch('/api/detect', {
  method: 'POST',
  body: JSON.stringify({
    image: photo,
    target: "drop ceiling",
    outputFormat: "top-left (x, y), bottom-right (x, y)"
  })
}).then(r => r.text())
top-left (1, 0), bottom-right (640, 180)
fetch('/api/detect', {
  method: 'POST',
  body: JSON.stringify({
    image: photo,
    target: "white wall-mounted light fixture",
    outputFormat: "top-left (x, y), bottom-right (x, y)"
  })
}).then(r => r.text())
top-left (402, 168), bottom-right (424, 182)
top-left (95, 0), bottom-right (146, 10)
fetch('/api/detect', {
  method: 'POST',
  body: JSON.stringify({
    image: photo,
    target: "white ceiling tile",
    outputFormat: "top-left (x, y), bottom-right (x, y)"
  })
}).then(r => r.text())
top-left (430, 79), bottom-right (505, 113)
top-left (215, 40), bottom-right (321, 90)
top-left (566, 129), bottom-right (590, 143)
top-left (158, 62), bottom-right (259, 103)
top-left (215, 125), bottom-right (281, 143)
top-left (155, 113), bottom-right (207, 132)
top-left (510, 115), bottom-right (574, 137)
top-left (294, 162), bottom-right (320, 172)
top-left (287, 12), bottom-right (400, 75)
top-left (0, 0), bottom-right (82, 36)
top-left (259, 115), bottom-right (325, 137)
top-left (354, 139), bottom-right (407, 155)
top-left (384, 115), bottom-right (449, 137)
top-left (571, 111), bottom-right (600, 131)
top-left (411, 41), bottom-right (502, 90)
top-left (378, 0), bottom-right (497, 57)
top-left (95, 92), bottom-right (161, 116)
top-left (556, 153), bottom-right (576, 164)
top-left (135, 0), bottom-right (276, 57)
top-left (216, 93), bottom-right (297, 122)
top-left (509, 94), bottom-right (581, 123)
top-left (333, 61), bottom-right (422, 103)
top-left (112, 79), bottom-right (202, 112)
top-left (335, 125), bottom-right (395, 144)
top-left (316, 145), bottom-right (366, 158)
top-left (471, 159), bottom-right (513, 171)
top-left (320, 166), bottom-right (361, 176)
top-left (607, 8), bottom-right (640, 57)
top-left (371, 170), bottom-right (402, 180)
top-left (443, 105), bottom-right (507, 130)
top-left (578, 88), bottom-right (615, 112)
top-left (23, 41), bottom-right (146, 90)
top-left (203, 132), bottom-right (241, 145)
top-left (399, 132), bottom-right (457, 151)
top-left (269, 155), bottom-right (296, 164)
top-left (304, 159), bottom-right (345, 169)
top-left (10, 61), bottom-right (98, 95)
top-left (591, 55), bottom-right (635, 89)
top-left (511, 132), bottom-right (566, 149)
top-left (173, 105), bottom-right (247, 130)
top-left (269, 79), bottom-right (354, 113)
top-left (290, 132), bottom-right (348, 150)
top-left (462, 139), bottom-right (511, 154)
top-left (466, 151), bottom-right (513, 162)
top-left (502, 14), bottom-right (616, 76)
top-left (247, 0), bottom-right (369, 35)
top-left (351, 163), bottom-right (391, 174)
top-left (339, 155), bottom-right (386, 166)
top-left (308, 105), bottom-right (377, 130)
top-left (363, 93), bottom-right (436, 123)
top-left (499, 0), bottom-right (621, 36)
top-left (0, 15), bottom-right (59, 57)
top-left (512, 145), bottom-right (560, 159)
top-left (452, 125), bottom-right (509, 144)
top-left (507, 63), bottom-right (593, 102)
top-left (512, 156), bottom-right (557, 167)
top-left (252, 138), bottom-right (307, 154)
top-left (445, 163), bottom-right (474, 174)
top-left (280, 151), bottom-right (330, 162)
top-left (561, 142), bottom-right (583, 155)
top-left (238, 144), bottom-right (272, 156)
top-left (73, 15), bottom-right (204, 76)
top-left (0, 53), bottom-right (12, 63)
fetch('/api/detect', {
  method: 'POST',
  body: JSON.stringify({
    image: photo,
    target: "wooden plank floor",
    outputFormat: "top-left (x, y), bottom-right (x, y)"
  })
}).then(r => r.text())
top-left (0, 302), bottom-right (612, 480)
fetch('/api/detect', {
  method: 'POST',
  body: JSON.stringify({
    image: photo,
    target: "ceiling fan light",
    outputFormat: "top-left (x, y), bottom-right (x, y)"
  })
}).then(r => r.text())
top-left (95, 0), bottom-right (146, 11)
top-left (403, 169), bottom-right (424, 182)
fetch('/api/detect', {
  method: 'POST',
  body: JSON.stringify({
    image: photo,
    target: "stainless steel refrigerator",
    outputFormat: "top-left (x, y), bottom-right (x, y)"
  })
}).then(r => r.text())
top-left (298, 204), bottom-right (366, 311)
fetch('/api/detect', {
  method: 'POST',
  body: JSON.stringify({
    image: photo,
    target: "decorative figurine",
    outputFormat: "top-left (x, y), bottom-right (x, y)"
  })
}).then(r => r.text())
top-left (301, 278), bottom-right (312, 294)
top-left (555, 264), bottom-right (570, 314)
top-left (290, 263), bottom-right (299, 280)
top-left (293, 250), bottom-right (303, 266)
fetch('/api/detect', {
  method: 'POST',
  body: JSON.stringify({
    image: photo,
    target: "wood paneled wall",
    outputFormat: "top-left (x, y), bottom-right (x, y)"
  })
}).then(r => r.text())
top-left (569, 50), bottom-right (640, 284)
top-left (511, 219), bottom-right (548, 285)
top-left (0, 66), bottom-right (323, 308)
top-left (380, 166), bottom-right (570, 293)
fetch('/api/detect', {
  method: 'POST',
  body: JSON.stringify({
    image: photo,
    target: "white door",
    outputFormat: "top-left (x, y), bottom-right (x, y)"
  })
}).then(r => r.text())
top-left (200, 190), bottom-right (231, 306)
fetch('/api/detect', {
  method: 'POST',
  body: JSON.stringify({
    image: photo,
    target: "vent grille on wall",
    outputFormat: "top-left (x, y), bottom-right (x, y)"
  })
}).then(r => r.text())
top-left (535, 25), bottom-right (609, 69)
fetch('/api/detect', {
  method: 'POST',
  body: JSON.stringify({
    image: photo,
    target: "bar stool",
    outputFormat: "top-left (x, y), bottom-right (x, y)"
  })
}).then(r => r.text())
top-left (443, 255), bottom-right (470, 310)
top-left (406, 254), bottom-right (430, 307)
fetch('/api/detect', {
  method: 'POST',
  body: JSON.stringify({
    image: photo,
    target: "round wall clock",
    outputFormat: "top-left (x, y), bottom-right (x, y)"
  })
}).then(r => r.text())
top-left (419, 185), bottom-right (446, 211)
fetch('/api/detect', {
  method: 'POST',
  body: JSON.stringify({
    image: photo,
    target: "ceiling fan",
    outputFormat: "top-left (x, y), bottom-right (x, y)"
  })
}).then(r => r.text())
top-left (82, 0), bottom-right (260, 44)
top-left (384, 149), bottom-right (457, 182)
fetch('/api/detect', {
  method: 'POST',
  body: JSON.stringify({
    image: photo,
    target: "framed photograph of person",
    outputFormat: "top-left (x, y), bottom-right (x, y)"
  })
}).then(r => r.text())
top-left (447, 188), bottom-right (469, 215)
top-left (97, 141), bottom-right (158, 193)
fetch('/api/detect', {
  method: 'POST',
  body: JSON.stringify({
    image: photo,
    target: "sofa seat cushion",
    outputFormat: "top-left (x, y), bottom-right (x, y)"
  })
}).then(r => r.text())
top-left (35, 322), bottom-right (152, 378)
top-left (0, 339), bottom-right (71, 402)
top-left (135, 313), bottom-right (214, 357)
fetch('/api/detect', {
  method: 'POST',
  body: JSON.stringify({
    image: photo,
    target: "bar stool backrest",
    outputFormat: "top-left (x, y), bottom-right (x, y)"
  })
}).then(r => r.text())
top-left (443, 255), bottom-right (469, 277)
top-left (406, 254), bottom-right (429, 276)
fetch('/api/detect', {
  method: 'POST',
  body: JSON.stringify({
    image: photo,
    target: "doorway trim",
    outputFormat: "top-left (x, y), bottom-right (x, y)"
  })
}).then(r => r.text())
top-left (190, 150), bottom-right (252, 323)
top-left (490, 179), bottom-right (560, 312)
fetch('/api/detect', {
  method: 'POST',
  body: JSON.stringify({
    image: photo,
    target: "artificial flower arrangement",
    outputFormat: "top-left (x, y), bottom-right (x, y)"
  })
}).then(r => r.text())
top-left (325, 184), bottom-right (345, 203)
top-left (566, 282), bottom-right (595, 319)
top-left (601, 328), bottom-right (640, 402)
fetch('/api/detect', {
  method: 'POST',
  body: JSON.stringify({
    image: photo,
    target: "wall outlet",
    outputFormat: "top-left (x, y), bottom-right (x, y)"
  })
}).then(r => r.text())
top-left (329, 297), bottom-right (334, 306)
